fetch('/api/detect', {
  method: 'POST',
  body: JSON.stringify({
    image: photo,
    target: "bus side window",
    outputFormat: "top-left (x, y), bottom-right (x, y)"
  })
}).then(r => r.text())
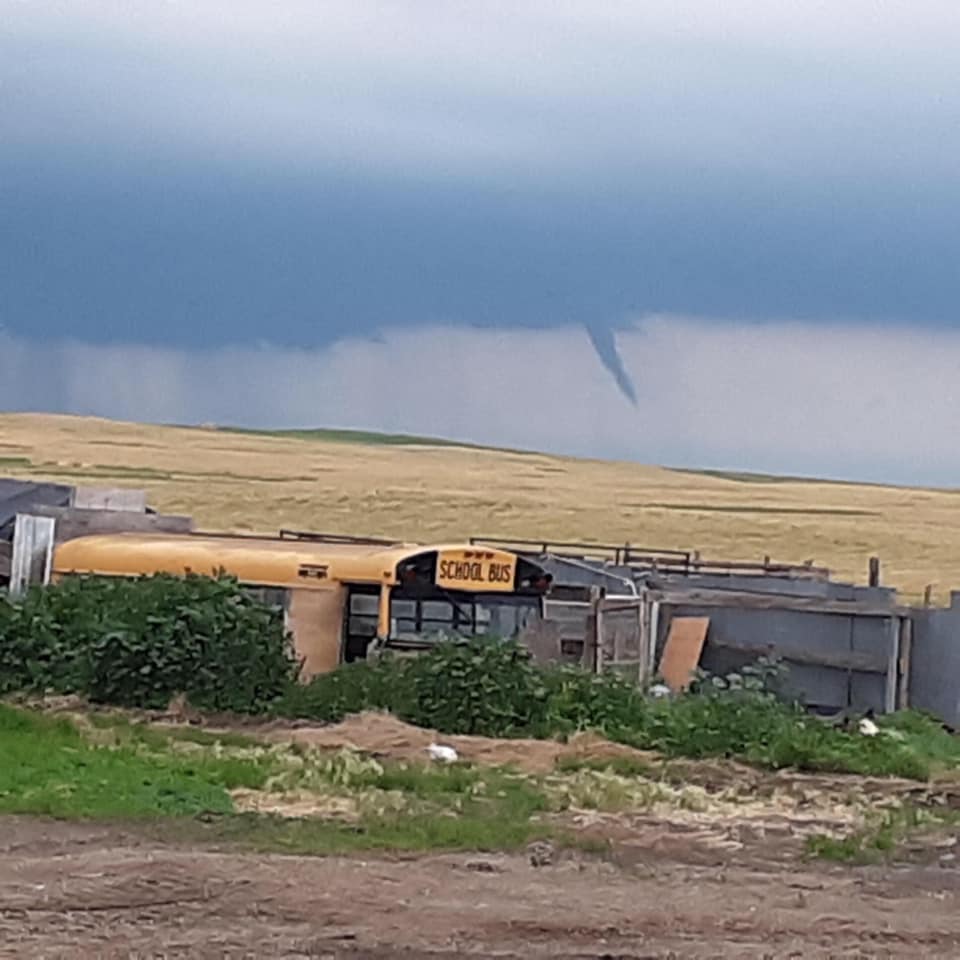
top-left (421, 600), bottom-right (455, 636)
top-left (245, 585), bottom-right (290, 630)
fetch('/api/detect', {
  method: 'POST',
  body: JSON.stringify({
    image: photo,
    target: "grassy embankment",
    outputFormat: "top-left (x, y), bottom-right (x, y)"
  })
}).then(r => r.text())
top-left (4, 700), bottom-right (960, 863)
top-left (0, 705), bottom-right (552, 854)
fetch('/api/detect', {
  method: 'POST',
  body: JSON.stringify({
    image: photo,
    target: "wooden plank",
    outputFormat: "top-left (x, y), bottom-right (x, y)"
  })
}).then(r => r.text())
top-left (72, 487), bottom-right (147, 512)
top-left (659, 616), bottom-right (710, 691)
top-left (9, 514), bottom-right (56, 596)
top-left (898, 617), bottom-right (913, 709)
top-left (288, 586), bottom-right (345, 679)
top-left (31, 506), bottom-right (193, 542)
top-left (547, 584), bottom-right (596, 603)
top-left (651, 587), bottom-right (900, 618)
top-left (707, 635), bottom-right (889, 673)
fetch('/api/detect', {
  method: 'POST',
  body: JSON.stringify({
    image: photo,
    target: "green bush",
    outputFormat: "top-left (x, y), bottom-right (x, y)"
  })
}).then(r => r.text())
top-left (282, 640), bottom-right (548, 736)
top-left (402, 639), bottom-right (549, 736)
top-left (0, 574), bottom-right (297, 712)
top-left (276, 638), bottom-right (950, 780)
top-left (277, 655), bottom-right (402, 722)
top-left (538, 665), bottom-right (648, 739)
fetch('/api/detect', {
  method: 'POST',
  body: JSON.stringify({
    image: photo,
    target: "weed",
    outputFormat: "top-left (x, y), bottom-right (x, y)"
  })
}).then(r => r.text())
top-left (805, 804), bottom-right (953, 863)
top-left (548, 769), bottom-right (667, 813)
top-left (554, 755), bottom-right (657, 778)
top-left (87, 713), bottom-right (260, 751)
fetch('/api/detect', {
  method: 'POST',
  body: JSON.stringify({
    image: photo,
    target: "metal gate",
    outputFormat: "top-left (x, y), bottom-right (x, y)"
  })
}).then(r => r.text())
top-left (540, 588), bottom-right (653, 685)
top-left (595, 595), bottom-right (652, 684)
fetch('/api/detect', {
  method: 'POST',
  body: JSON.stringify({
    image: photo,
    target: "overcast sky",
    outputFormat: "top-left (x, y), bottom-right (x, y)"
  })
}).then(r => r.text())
top-left (2, 1), bottom-right (959, 482)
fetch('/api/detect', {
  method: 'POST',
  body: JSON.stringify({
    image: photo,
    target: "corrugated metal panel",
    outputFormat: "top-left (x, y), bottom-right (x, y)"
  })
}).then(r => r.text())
top-left (0, 480), bottom-right (72, 540)
top-left (72, 487), bottom-right (147, 512)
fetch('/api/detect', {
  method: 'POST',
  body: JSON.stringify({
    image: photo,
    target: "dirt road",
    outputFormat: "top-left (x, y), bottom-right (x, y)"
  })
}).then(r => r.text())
top-left (2, 816), bottom-right (959, 959)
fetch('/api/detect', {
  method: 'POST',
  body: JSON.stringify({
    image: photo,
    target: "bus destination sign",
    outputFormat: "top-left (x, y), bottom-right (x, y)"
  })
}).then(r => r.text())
top-left (435, 549), bottom-right (516, 592)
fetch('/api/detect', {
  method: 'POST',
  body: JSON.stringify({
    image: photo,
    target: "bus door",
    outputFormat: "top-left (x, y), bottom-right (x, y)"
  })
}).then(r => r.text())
top-left (343, 585), bottom-right (380, 662)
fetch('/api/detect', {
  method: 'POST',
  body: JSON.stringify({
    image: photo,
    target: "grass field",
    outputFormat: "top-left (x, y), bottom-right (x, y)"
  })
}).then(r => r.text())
top-left (2, 412), bottom-right (960, 601)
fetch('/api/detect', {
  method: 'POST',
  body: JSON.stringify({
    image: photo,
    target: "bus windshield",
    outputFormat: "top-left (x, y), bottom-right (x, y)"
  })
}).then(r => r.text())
top-left (388, 591), bottom-right (540, 644)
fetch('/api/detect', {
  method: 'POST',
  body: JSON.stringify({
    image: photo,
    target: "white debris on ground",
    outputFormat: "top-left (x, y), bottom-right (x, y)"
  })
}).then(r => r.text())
top-left (859, 717), bottom-right (880, 737)
top-left (426, 743), bottom-right (459, 763)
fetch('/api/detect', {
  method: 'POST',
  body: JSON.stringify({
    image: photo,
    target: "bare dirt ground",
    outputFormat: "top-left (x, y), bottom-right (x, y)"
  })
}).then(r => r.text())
top-left (2, 815), bottom-right (960, 960)
top-left (6, 708), bottom-right (960, 957)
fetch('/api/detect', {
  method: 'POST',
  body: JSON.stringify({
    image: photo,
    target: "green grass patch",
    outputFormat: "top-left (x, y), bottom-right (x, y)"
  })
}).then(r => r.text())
top-left (668, 467), bottom-right (871, 486)
top-left (20, 463), bottom-right (174, 481)
top-left (210, 424), bottom-right (538, 456)
top-left (0, 705), bottom-right (276, 818)
top-left (877, 710), bottom-right (960, 769)
top-left (222, 425), bottom-right (488, 448)
top-left (0, 706), bottom-right (554, 854)
top-left (244, 763), bottom-right (548, 854)
top-left (85, 712), bottom-right (261, 751)
top-left (641, 502), bottom-right (877, 517)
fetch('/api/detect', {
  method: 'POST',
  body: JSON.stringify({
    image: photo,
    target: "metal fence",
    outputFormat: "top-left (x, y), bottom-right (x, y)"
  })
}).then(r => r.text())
top-left (517, 545), bottom-right (914, 718)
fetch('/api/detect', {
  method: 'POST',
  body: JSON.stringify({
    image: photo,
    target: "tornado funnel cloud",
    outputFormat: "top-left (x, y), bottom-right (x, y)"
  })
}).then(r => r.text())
top-left (585, 324), bottom-right (638, 406)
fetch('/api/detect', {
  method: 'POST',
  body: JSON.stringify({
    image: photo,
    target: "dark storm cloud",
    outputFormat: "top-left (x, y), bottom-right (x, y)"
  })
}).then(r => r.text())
top-left (2, 1), bottom-right (960, 420)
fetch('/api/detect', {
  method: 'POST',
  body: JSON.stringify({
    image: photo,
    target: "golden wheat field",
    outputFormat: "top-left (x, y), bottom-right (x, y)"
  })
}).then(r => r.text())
top-left (2, 412), bottom-right (959, 602)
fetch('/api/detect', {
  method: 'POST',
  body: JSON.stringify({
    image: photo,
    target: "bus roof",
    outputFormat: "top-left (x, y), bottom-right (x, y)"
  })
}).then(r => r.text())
top-left (52, 532), bottom-right (538, 591)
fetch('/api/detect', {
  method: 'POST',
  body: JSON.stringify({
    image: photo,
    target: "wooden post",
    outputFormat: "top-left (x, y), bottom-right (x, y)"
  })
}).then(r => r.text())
top-left (586, 586), bottom-right (603, 674)
top-left (868, 556), bottom-right (881, 587)
top-left (923, 584), bottom-right (933, 607)
top-left (637, 593), bottom-right (650, 687)
top-left (648, 600), bottom-right (661, 679)
top-left (884, 616), bottom-right (899, 714)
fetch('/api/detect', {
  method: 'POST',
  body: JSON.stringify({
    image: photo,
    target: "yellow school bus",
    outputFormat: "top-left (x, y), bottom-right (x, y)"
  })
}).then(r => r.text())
top-left (51, 531), bottom-right (553, 677)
